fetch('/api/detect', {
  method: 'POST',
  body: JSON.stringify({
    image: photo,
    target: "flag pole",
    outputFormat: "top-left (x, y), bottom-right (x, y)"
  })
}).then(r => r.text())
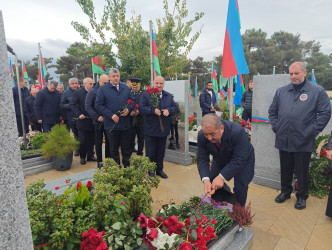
top-left (211, 63), bottom-right (213, 81)
top-left (14, 56), bottom-right (27, 143)
top-left (38, 42), bottom-right (43, 87)
top-left (149, 20), bottom-right (153, 87)
top-left (92, 58), bottom-right (95, 82)
top-left (229, 76), bottom-right (234, 121)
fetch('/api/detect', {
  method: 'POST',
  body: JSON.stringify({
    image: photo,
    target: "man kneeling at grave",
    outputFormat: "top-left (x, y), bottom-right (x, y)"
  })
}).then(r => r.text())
top-left (197, 114), bottom-right (255, 206)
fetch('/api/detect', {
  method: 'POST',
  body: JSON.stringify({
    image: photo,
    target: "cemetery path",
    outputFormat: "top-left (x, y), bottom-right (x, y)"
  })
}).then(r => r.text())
top-left (24, 156), bottom-right (332, 250)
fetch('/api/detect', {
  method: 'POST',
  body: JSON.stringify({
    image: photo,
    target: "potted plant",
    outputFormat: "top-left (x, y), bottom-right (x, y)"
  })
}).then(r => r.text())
top-left (40, 124), bottom-right (79, 171)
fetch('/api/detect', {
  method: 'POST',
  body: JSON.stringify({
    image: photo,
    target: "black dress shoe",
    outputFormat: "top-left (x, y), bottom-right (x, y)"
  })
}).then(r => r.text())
top-left (87, 157), bottom-right (97, 162)
top-left (148, 172), bottom-right (156, 177)
top-left (275, 193), bottom-right (291, 203)
top-left (176, 143), bottom-right (180, 149)
top-left (97, 162), bottom-right (103, 169)
top-left (156, 171), bottom-right (168, 179)
top-left (74, 151), bottom-right (80, 157)
top-left (80, 159), bottom-right (86, 165)
top-left (295, 198), bottom-right (306, 210)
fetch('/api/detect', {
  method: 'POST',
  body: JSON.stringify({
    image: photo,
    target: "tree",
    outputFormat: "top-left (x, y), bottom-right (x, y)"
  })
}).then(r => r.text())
top-left (54, 42), bottom-right (95, 86)
top-left (72, 0), bottom-right (203, 84)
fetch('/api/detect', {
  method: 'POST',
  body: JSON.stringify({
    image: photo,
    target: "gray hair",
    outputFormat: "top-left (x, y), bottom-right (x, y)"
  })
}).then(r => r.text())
top-left (49, 80), bottom-right (58, 87)
top-left (109, 68), bottom-right (120, 74)
top-left (68, 77), bottom-right (78, 84)
top-left (201, 114), bottom-right (222, 128)
top-left (289, 62), bottom-right (306, 71)
top-left (83, 77), bottom-right (93, 85)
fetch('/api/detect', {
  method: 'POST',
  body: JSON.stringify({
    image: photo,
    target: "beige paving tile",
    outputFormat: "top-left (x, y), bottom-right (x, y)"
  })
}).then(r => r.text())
top-left (306, 216), bottom-right (332, 250)
top-left (274, 237), bottom-right (305, 250)
top-left (249, 226), bottom-right (279, 250)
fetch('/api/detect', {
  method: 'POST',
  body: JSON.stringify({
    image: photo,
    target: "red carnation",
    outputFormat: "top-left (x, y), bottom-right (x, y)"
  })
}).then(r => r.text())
top-left (240, 120), bottom-right (247, 127)
top-left (147, 218), bottom-right (158, 229)
top-left (150, 88), bottom-right (159, 93)
top-left (247, 124), bottom-right (252, 131)
top-left (134, 104), bottom-right (139, 110)
top-left (127, 99), bottom-right (133, 104)
top-left (163, 216), bottom-right (178, 228)
top-left (156, 217), bottom-right (163, 223)
top-left (137, 213), bottom-right (148, 229)
top-left (76, 181), bottom-right (82, 190)
top-left (54, 186), bottom-right (59, 190)
top-left (211, 219), bottom-right (217, 225)
top-left (179, 242), bottom-right (193, 250)
top-left (146, 228), bottom-right (158, 241)
top-left (86, 180), bottom-right (93, 189)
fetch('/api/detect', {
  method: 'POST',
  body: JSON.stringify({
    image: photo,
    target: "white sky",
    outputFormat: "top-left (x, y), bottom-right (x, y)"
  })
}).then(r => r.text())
top-left (1, 0), bottom-right (332, 63)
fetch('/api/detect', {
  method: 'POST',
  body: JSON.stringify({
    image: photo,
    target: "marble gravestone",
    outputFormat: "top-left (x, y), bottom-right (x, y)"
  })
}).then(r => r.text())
top-left (0, 11), bottom-right (34, 249)
top-left (251, 74), bottom-right (290, 189)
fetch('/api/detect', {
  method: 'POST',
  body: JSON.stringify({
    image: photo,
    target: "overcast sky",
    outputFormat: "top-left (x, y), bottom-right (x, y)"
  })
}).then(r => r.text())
top-left (1, 0), bottom-right (332, 64)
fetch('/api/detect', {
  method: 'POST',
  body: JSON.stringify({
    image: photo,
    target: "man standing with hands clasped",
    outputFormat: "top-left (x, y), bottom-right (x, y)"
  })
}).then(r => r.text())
top-left (269, 61), bottom-right (331, 210)
top-left (197, 114), bottom-right (255, 206)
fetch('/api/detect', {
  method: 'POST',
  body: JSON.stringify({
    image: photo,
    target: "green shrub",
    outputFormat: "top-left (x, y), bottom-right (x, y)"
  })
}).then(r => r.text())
top-left (30, 132), bottom-right (47, 149)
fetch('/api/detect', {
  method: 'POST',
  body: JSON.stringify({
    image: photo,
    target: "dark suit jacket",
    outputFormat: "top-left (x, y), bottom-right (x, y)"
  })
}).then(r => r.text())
top-left (197, 120), bottom-right (255, 186)
top-left (24, 95), bottom-right (37, 124)
top-left (70, 87), bottom-right (94, 131)
top-left (199, 88), bottom-right (217, 114)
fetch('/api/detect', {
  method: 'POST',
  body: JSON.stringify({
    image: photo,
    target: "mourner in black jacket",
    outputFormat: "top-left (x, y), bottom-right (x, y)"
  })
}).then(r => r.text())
top-left (85, 75), bottom-right (110, 168)
top-left (269, 62), bottom-right (331, 210)
top-left (24, 85), bottom-right (42, 132)
top-left (199, 82), bottom-right (217, 117)
top-left (70, 77), bottom-right (96, 165)
top-left (197, 114), bottom-right (254, 206)
top-left (128, 78), bottom-right (145, 156)
top-left (34, 81), bottom-right (61, 132)
top-left (241, 80), bottom-right (253, 122)
top-left (140, 76), bottom-right (178, 179)
top-left (12, 77), bottom-right (29, 136)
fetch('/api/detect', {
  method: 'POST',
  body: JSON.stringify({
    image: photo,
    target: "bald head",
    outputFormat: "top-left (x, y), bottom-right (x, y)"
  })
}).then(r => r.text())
top-left (153, 76), bottom-right (165, 94)
top-left (99, 74), bottom-right (109, 86)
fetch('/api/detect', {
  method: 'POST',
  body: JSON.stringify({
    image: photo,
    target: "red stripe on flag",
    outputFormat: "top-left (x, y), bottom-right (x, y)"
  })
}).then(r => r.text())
top-left (152, 40), bottom-right (158, 58)
top-left (222, 30), bottom-right (238, 78)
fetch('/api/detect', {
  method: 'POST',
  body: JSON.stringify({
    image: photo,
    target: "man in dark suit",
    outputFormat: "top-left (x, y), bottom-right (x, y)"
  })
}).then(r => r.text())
top-left (70, 77), bottom-right (96, 165)
top-left (85, 74), bottom-right (110, 168)
top-left (140, 76), bottom-right (178, 178)
top-left (95, 68), bottom-right (135, 168)
top-left (199, 81), bottom-right (217, 117)
top-left (12, 77), bottom-right (29, 136)
top-left (34, 80), bottom-right (61, 132)
top-left (24, 85), bottom-right (42, 132)
top-left (128, 78), bottom-right (144, 156)
top-left (197, 114), bottom-right (255, 206)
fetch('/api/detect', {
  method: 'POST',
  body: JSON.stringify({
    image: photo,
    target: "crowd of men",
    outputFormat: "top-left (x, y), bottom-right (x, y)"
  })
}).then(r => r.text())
top-left (13, 69), bottom-right (178, 179)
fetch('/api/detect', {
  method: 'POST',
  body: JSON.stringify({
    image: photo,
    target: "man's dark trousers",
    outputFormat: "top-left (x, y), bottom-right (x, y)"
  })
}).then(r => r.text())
top-left (130, 119), bottom-right (144, 155)
top-left (78, 129), bottom-right (95, 160)
top-left (279, 151), bottom-right (311, 200)
top-left (107, 129), bottom-right (132, 167)
top-left (145, 136), bottom-right (167, 173)
top-left (16, 116), bottom-right (29, 136)
top-left (43, 123), bottom-right (56, 133)
top-left (95, 124), bottom-right (110, 163)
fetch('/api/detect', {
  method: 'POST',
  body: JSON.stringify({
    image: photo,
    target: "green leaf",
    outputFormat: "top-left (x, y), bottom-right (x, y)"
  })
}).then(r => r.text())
top-left (67, 242), bottom-right (74, 250)
top-left (196, 213), bottom-right (202, 220)
top-left (112, 222), bottom-right (122, 230)
top-left (191, 229), bottom-right (197, 241)
top-left (115, 238), bottom-right (123, 246)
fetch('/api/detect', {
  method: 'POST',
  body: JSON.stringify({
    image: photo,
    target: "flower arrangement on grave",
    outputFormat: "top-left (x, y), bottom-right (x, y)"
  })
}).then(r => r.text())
top-left (19, 131), bottom-right (47, 156)
top-left (146, 87), bottom-right (164, 132)
top-left (109, 99), bottom-right (134, 133)
top-left (309, 134), bottom-right (332, 198)
top-left (232, 115), bottom-right (251, 141)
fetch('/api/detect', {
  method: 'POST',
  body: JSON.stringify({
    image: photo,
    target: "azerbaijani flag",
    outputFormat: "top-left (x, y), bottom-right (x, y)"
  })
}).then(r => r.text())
top-left (21, 60), bottom-right (30, 88)
top-left (311, 69), bottom-right (317, 84)
top-left (9, 58), bottom-right (15, 87)
top-left (221, 0), bottom-right (249, 78)
top-left (152, 29), bottom-right (161, 78)
top-left (92, 56), bottom-right (107, 74)
top-left (220, 88), bottom-right (227, 100)
top-left (212, 65), bottom-right (219, 102)
top-left (194, 76), bottom-right (198, 99)
top-left (220, 69), bottom-right (228, 88)
top-left (38, 52), bottom-right (47, 87)
top-left (233, 75), bottom-right (242, 105)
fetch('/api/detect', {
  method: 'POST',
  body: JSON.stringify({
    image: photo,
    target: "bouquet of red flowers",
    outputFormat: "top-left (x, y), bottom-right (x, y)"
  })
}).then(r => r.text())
top-left (109, 99), bottom-right (133, 133)
top-left (146, 87), bottom-right (164, 132)
top-left (137, 211), bottom-right (216, 250)
top-left (80, 229), bottom-right (108, 250)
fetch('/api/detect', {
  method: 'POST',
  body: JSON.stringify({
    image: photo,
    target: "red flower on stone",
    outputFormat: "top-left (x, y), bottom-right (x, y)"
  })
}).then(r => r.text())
top-left (65, 179), bottom-right (69, 184)
top-left (146, 228), bottom-right (158, 241)
top-left (86, 180), bottom-right (93, 189)
top-left (179, 242), bottom-right (193, 250)
top-left (76, 181), bottom-right (82, 190)
top-left (55, 186), bottom-right (59, 190)
top-left (80, 229), bottom-right (108, 250)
